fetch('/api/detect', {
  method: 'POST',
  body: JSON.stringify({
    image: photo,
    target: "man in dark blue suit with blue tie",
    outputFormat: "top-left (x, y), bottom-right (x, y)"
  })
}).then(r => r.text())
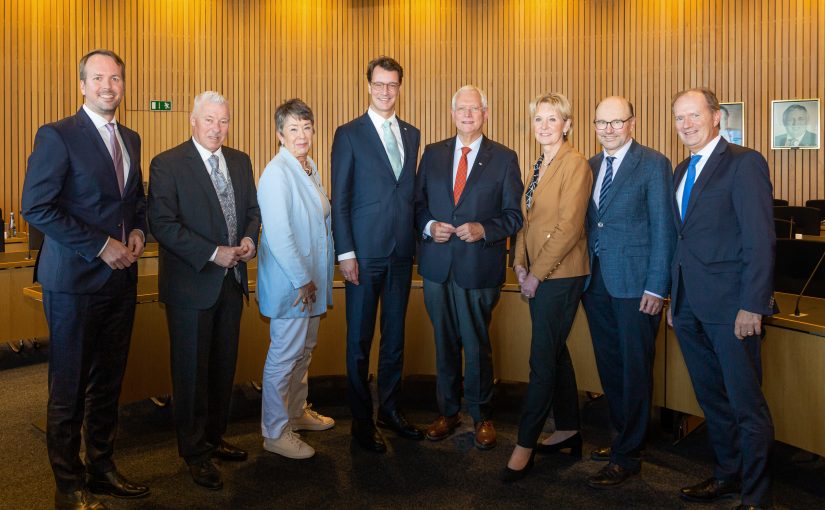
top-left (415, 85), bottom-right (523, 450)
top-left (669, 88), bottom-right (776, 510)
top-left (331, 56), bottom-right (423, 452)
top-left (22, 49), bottom-right (150, 509)
top-left (582, 96), bottom-right (675, 488)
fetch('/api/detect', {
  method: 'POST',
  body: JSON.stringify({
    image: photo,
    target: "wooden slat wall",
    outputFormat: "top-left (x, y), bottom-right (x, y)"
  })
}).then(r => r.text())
top-left (2, 0), bottom-right (823, 226)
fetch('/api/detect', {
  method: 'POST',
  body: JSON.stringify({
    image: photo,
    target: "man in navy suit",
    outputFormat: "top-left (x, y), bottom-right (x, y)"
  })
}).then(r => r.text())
top-left (669, 88), bottom-right (775, 510)
top-left (22, 49), bottom-right (150, 509)
top-left (582, 96), bottom-right (675, 487)
top-left (331, 56), bottom-right (423, 452)
top-left (148, 91), bottom-right (260, 490)
top-left (415, 85), bottom-right (523, 450)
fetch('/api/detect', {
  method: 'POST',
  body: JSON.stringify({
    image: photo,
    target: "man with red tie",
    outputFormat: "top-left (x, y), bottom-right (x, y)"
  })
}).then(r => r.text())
top-left (414, 85), bottom-right (523, 450)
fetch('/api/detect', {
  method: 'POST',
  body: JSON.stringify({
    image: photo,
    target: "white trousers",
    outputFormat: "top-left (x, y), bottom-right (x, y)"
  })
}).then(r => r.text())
top-left (261, 316), bottom-right (320, 439)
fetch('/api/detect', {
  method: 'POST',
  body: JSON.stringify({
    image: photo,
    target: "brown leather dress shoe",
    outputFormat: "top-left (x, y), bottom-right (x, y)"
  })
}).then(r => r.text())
top-left (474, 420), bottom-right (496, 450)
top-left (54, 489), bottom-right (108, 510)
top-left (590, 445), bottom-right (611, 461)
top-left (425, 414), bottom-right (461, 441)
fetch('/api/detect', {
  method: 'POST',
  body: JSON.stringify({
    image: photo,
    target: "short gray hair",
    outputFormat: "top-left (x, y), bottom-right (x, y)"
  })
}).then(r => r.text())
top-left (451, 85), bottom-right (488, 111)
top-left (274, 98), bottom-right (315, 133)
top-left (192, 91), bottom-right (230, 118)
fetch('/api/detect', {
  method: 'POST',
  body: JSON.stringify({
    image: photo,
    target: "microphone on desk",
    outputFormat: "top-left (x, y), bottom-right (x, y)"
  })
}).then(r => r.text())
top-left (792, 250), bottom-right (825, 317)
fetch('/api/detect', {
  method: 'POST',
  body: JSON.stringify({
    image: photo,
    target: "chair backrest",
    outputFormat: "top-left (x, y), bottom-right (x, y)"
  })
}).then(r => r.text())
top-left (773, 206), bottom-right (821, 235)
top-left (805, 200), bottom-right (825, 222)
top-left (774, 218), bottom-right (793, 239)
top-left (773, 198), bottom-right (789, 207)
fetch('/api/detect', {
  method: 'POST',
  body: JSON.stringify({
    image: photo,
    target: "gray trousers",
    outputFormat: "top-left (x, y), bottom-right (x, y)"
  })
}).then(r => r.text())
top-left (423, 276), bottom-right (500, 423)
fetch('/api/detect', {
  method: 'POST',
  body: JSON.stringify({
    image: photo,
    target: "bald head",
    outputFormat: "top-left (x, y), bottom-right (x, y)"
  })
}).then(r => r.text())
top-left (593, 96), bottom-right (636, 155)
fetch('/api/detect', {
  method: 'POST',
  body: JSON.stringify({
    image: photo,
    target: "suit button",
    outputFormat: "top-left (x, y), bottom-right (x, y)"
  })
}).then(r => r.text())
top-left (678, 234), bottom-right (684, 240)
top-left (117, 222), bottom-right (123, 227)
top-left (597, 222), bottom-right (604, 228)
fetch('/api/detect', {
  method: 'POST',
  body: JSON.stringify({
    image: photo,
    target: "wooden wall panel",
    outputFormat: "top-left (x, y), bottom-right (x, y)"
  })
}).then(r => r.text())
top-left (1, 0), bottom-right (823, 228)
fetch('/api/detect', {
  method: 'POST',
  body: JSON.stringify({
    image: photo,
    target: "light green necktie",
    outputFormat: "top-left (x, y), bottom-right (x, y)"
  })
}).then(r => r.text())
top-left (382, 119), bottom-right (402, 179)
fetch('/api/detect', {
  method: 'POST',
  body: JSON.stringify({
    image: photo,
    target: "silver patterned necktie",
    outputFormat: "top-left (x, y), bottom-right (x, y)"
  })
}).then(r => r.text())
top-left (208, 154), bottom-right (240, 281)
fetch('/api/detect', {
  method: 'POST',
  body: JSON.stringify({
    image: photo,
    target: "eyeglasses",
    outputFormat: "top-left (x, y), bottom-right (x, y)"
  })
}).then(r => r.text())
top-left (455, 106), bottom-right (484, 115)
top-left (593, 116), bottom-right (634, 130)
top-left (370, 81), bottom-right (400, 92)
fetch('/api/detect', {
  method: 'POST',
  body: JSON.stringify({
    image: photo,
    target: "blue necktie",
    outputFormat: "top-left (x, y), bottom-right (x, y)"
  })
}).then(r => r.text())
top-left (680, 155), bottom-right (702, 220)
top-left (593, 156), bottom-right (615, 256)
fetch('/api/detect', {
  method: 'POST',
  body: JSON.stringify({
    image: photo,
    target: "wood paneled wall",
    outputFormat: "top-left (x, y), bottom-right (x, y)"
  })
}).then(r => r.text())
top-left (2, 0), bottom-right (823, 226)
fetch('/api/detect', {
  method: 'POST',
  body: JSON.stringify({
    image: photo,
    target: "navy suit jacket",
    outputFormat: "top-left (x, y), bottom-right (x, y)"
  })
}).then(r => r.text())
top-left (415, 136), bottom-right (523, 289)
top-left (671, 138), bottom-right (776, 324)
top-left (586, 140), bottom-right (675, 298)
top-left (148, 140), bottom-right (261, 310)
top-left (22, 107), bottom-right (146, 293)
top-left (330, 112), bottom-right (420, 259)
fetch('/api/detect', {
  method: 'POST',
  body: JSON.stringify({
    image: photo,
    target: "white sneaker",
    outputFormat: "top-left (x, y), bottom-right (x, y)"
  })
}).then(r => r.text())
top-left (291, 405), bottom-right (335, 431)
top-left (263, 430), bottom-right (315, 459)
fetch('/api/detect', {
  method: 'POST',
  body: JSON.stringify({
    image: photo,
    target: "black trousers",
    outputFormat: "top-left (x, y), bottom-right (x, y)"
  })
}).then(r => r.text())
top-left (165, 272), bottom-right (243, 464)
top-left (582, 258), bottom-right (658, 469)
top-left (423, 276), bottom-right (500, 423)
top-left (517, 275), bottom-right (585, 448)
top-left (43, 269), bottom-right (136, 492)
top-left (673, 275), bottom-right (774, 508)
top-left (345, 255), bottom-right (412, 422)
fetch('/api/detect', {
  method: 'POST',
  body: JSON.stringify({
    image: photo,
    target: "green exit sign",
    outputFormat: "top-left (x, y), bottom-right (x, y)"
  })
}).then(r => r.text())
top-left (150, 100), bottom-right (172, 111)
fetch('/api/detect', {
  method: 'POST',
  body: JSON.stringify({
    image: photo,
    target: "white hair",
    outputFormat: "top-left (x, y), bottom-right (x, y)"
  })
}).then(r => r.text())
top-left (451, 85), bottom-right (488, 111)
top-left (191, 91), bottom-right (230, 118)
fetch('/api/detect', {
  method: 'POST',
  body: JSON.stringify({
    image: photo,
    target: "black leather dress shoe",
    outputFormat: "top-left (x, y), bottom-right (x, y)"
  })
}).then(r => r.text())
top-left (87, 470), bottom-right (150, 499)
top-left (590, 445), bottom-right (611, 461)
top-left (54, 489), bottom-right (108, 510)
top-left (680, 477), bottom-right (741, 502)
top-left (377, 410), bottom-right (425, 440)
top-left (501, 451), bottom-right (536, 483)
top-left (587, 462), bottom-right (640, 488)
top-left (732, 506), bottom-right (764, 510)
top-left (351, 420), bottom-right (387, 452)
top-left (535, 433), bottom-right (582, 458)
top-left (212, 439), bottom-right (248, 461)
top-left (188, 459), bottom-right (223, 490)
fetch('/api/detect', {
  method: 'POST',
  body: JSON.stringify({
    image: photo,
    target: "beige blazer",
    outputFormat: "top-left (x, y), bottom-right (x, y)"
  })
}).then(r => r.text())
top-left (514, 141), bottom-right (592, 280)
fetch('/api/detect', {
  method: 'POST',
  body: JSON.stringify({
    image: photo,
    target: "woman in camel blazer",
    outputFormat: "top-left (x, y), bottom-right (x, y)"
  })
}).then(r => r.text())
top-left (503, 92), bottom-right (593, 482)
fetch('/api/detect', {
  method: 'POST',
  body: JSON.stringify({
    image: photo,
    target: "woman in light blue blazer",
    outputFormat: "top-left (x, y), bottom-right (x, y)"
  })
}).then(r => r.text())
top-left (257, 99), bottom-right (335, 459)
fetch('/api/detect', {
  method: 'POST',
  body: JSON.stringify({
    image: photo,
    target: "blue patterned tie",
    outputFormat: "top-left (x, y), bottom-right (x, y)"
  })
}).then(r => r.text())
top-left (593, 156), bottom-right (615, 256)
top-left (681, 155), bottom-right (702, 220)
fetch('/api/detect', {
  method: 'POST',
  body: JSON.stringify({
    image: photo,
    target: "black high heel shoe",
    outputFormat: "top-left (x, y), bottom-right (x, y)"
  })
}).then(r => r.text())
top-left (535, 432), bottom-right (583, 458)
top-left (501, 451), bottom-right (536, 483)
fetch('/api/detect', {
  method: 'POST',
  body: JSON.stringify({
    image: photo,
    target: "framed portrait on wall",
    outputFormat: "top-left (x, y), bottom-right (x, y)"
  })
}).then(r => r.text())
top-left (771, 99), bottom-right (820, 150)
top-left (720, 102), bottom-right (744, 145)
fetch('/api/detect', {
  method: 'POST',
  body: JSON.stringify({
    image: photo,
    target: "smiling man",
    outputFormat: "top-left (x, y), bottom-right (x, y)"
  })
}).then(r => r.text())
top-left (148, 91), bottom-right (261, 490)
top-left (669, 88), bottom-right (775, 510)
top-left (22, 48), bottom-right (149, 510)
top-left (775, 103), bottom-right (817, 147)
top-left (414, 85), bottom-right (523, 450)
top-left (331, 56), bottom-right (424, 452)
top-left (581, 96), bottom-right (675, 488)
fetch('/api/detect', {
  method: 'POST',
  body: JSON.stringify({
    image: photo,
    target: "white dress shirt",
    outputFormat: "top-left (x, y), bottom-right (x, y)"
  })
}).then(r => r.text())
top-left (424, 134), bottom-right (484, 237)
top-left (675, 135), bottom-right (722, 213)
top-left (592, 138), bottom-right (633, 208)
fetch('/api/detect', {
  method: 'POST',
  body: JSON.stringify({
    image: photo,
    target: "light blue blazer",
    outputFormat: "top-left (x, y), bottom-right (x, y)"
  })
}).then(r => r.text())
top-left (256, 147), bottom-right (334, 318)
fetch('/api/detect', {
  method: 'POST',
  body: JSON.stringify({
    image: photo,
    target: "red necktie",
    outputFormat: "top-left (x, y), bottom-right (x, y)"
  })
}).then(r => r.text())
top-left (454, 146), bottom-right (472, 204)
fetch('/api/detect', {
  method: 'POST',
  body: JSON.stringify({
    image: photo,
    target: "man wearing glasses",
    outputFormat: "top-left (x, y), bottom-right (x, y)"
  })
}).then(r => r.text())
top-left (331, 56), bottom-right (424, 452)
top-left (582, 96), bottom-right (675, 488)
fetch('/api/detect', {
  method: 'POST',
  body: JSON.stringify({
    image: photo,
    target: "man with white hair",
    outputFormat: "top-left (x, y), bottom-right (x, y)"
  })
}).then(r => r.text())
top-left (415, 85), bottom-right (523, 449)
top-left (148, 91), bottom-right (261, 490)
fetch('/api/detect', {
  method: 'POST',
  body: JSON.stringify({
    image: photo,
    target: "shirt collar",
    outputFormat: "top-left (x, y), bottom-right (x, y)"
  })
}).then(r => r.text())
top-left (83, 104), bottom-right (117, 129)
top-left (367, 107), bottom-right (398, 131)
top-left (692, 134), bottom-right (722, 160)
top-left (191, 137), bottom-right (223, 164)
top-left (456, 134), bottom-right (484, 153)
top-left (603, 138), bottom-right (633, 163)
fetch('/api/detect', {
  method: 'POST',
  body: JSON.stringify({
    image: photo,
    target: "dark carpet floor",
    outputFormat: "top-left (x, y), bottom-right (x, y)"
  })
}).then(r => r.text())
top-left (2, 361), bottom-right (824, 509)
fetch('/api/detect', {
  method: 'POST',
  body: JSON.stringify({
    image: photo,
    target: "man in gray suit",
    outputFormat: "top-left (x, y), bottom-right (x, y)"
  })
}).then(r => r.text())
top-left (774, 103), bottom-right (817, 148)
top-left (582, 96), bottom-right (676, 487)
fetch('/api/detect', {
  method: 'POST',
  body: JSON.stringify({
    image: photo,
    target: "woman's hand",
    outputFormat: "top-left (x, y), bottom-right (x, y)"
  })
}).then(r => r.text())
top-left (292, 281), bottom-right (318, 311)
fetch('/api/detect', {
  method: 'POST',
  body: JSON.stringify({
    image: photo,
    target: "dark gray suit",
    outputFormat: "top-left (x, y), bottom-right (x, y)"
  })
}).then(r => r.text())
top-left (148, 139), bottom-right (260, 464)
top-left (582, 140), bottom-right (675, 470)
